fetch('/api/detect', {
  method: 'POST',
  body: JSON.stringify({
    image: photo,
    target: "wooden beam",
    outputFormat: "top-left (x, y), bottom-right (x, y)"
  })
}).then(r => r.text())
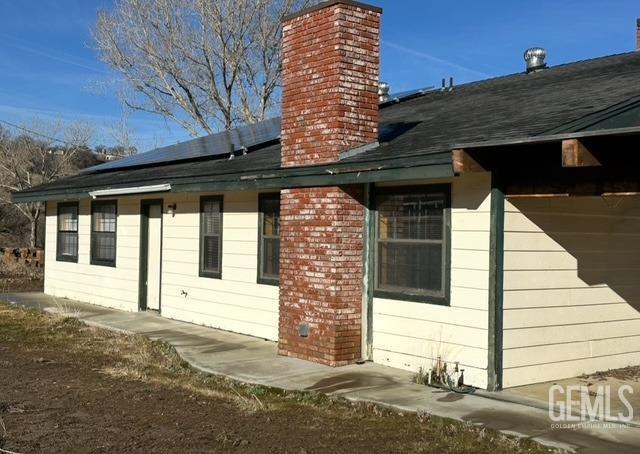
top-left (561, 139), bottom-right (601, 167)
top-left (452, 149), bottom-right (485, 173)
top-left (507, 193), bottom-right (570, 198)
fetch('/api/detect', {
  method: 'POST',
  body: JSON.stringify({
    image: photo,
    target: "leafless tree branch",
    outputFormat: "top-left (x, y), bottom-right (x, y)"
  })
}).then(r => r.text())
top-left (94, 0), bottom-right (318, 135)
top-left (0, 120), bottom-right (94, 247)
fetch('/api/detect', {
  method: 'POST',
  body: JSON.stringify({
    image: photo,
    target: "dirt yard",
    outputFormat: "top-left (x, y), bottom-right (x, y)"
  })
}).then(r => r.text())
top-left (0, 304), bottom-right (551, 453)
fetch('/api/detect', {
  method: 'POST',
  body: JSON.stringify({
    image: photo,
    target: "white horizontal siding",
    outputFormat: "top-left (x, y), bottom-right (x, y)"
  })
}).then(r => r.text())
top-left (159, 191), bottom-right (279, 341)
top-left (371, 173), bottom-right (492, 389)
top-left (44, 198), bottom-right (141, 312)
top-left (503, 196), bottom-right (640, 388)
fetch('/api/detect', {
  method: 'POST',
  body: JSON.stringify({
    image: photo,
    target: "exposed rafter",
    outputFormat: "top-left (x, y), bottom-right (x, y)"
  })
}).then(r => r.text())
top-left (452, 149), bottom-right (485, 174)
top-left (561, 139), bottom-right (601, 167)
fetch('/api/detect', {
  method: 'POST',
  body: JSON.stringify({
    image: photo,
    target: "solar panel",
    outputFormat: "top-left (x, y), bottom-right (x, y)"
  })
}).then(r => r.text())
top-left (383, 86), bottom-right (434, 105)
top-left (85, 87), bottom-right (431, 174)
top-left (85, 117), bottom-right (282, 173)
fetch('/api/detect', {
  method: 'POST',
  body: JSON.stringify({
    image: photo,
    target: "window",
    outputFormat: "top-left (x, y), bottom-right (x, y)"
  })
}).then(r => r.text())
top-left (56, 202), bottom-right (78, 262)
top-left (200, 196), bottom-right (223, 278)
top-left (258, 193), bottom-right (280, 285)
top-left (375, 185), bottom-right (450, 304)
top-left (91, 200), bottom-right (117, 267)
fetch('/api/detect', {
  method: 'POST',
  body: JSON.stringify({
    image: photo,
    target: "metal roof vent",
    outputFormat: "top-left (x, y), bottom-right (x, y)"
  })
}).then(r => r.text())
top-left (524, 47), bottom-right (547, 73)
top-left (378, 81), bottom-right (390, 103)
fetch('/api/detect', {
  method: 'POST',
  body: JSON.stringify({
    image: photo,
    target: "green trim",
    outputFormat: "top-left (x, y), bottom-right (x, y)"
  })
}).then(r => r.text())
top-left (542, 95), bottom-right (640, 134)
top-left (12, 162), bottom-right (454, 203)
top-left (13, 190), bottom-right (90, 203)
top-left (453, 126), bottom-right (640, 150)
top-left (372, 183), bottom-right (452, 306)
top-left (90, 199), bottom-right (118, 268)
top-left (56, 201), bottom-right (79, 263)
top-left (364, 183), bottom-right (375, 360)
top-left (487, 172), bottom-right (505, 392)
top-left (199, 195), bottom-right (223, 279)
top-left (257, 192), bottom-right (280, 286)
top-left (372, 289), bottom-right (450, 305)
top-left (138, 199), bottom-right (164, 312)
top-left (173, 163), bottom-right (454, 194)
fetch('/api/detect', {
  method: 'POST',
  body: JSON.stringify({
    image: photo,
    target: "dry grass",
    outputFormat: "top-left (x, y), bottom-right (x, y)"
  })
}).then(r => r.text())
top-left (0, 260), bottom-right (43, 293)
top-left (0, 303), bottom-right (557, 453)
top-left (0, 260), bottom-right (41, 280)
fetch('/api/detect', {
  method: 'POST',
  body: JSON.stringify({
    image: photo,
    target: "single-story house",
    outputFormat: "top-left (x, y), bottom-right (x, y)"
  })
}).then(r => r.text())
top-left (13, 1), bottom-right (640, 391)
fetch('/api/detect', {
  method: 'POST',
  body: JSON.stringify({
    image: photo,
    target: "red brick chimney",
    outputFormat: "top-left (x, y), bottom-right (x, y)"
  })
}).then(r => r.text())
top-left (637, 18), bottom-right (640, 50)
top-left (278, 1), bottom-right (382, 366)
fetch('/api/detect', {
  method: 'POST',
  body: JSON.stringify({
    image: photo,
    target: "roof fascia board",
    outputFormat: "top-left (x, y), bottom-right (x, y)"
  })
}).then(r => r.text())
top-left (542, 96), bottom-right (640, 135)
top-left (12, 190), bottom-right (90, 203)
top-left (171, 163), bottom-right (454, 193)
top-left (453, 126), bottom-right (640, 150)
top-left (12, 153), bottom-right (454, 203)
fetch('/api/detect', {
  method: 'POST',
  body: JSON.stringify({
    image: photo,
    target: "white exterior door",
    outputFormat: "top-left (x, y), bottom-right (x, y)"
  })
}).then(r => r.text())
top-left (146, 204), bottom-right (162, 311)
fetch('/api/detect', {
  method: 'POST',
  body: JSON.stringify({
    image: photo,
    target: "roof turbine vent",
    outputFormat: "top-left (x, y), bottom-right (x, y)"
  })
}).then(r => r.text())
top-left (524, 47), bottom-right (547, 73)
top-left (378, 81), bottom-right (390, 103)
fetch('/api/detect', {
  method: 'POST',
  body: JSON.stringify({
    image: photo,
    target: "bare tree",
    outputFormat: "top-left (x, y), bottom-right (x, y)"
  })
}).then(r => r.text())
top-left (94, 0), bottom-right (317, 136)
top-left (0, 120), bottom-right (95, 247)
top-left (108, 110), bottom-right (138, 157)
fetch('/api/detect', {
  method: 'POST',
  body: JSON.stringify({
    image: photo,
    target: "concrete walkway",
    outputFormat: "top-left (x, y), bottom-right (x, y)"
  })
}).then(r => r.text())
top-left (4, 292), bottom-right (640, 453)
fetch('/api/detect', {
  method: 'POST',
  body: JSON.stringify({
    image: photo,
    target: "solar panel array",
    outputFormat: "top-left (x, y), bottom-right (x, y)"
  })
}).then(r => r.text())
top-left (382, 86), bottom-right (434, 105)
top-left (85, 86), bottom-right (433, 174)
top-left (84, 117), bottom-right (282, 173)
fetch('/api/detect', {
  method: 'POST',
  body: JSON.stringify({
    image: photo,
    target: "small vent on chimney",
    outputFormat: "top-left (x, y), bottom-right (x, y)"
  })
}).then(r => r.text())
top-left (524, 47), bottom-right (547, 73)
top-left (378, 81), bottom-right (390, 103)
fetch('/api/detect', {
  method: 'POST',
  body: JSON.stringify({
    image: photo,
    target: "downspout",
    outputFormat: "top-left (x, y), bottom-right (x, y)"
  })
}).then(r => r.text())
top-left (487, 172), bottom-right (505, 391)
top-left (361, 183), bottom-right (375, 361)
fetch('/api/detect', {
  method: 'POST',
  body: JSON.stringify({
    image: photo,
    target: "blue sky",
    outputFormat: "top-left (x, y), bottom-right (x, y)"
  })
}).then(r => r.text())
top-left (0, 0), bottom-right (638, 151)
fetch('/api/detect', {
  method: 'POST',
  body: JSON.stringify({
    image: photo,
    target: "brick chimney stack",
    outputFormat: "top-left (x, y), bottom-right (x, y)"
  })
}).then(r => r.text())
top-left (637, 18), bottom-right (640, 50)
top-left (278, 1), bottom-right (382, 366)
top-left (280, 0), bottom-right (381, 166)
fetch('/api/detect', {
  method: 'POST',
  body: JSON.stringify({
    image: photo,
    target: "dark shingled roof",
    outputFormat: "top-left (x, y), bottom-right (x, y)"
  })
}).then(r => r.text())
top-left (350, 50), bottom-right (640, 164)
top-left (14, 51), bottom-right (640, 201)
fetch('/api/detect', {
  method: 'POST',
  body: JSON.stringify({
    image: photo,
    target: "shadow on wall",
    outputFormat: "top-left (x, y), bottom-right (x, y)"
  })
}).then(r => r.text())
top-left (509, 196), bottom-right (640, 313)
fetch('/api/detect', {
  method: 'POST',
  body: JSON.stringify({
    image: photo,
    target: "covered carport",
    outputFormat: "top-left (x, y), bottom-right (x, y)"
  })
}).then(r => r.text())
top-left (454, 119), bottom-right (640, 390)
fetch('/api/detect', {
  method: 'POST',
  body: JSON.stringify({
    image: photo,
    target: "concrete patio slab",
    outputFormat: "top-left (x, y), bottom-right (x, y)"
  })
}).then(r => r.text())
top-left (4, 292), bottom-right (640, 453)
top-left (498, 375), bottom-right (640, 425)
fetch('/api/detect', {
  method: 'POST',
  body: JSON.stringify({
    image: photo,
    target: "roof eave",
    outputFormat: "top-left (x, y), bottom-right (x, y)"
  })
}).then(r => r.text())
top-left (11, 153), bottom-right (453, 203)
top-left (453, 126), bottom-right (640, 151)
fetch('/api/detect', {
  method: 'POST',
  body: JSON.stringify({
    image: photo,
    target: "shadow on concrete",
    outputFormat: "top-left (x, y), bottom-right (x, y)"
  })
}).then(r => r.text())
top-left (306, 372), bottom-right (396, 393)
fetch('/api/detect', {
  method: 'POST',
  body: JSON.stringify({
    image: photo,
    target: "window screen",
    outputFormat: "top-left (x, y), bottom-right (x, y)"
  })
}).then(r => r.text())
top-left (258, 193), bottom-right (280, 284)
top-left (200, 196), bottom-right (223, 278)
top-left (57, 203), bottom-right (78, 262)
top-left (91, 201), bottom-right (117, 267)
top-left (375, 186), bottom-right (450, 301)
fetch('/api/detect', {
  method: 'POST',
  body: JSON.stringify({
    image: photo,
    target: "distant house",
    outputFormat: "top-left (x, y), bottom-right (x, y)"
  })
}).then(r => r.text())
top-left (95, 153), bottom-right (121, 163)
top-left (46, 147), bottom-right (67, 157)
top-left (13, 1), bottom-right (640, 391)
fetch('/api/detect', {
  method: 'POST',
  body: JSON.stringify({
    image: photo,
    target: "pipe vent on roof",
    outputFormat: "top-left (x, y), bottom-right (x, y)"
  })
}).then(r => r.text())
top-left (524, 47), bottom-right (547, 73)
top-left (378, 81), bottom-right (390, 103)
